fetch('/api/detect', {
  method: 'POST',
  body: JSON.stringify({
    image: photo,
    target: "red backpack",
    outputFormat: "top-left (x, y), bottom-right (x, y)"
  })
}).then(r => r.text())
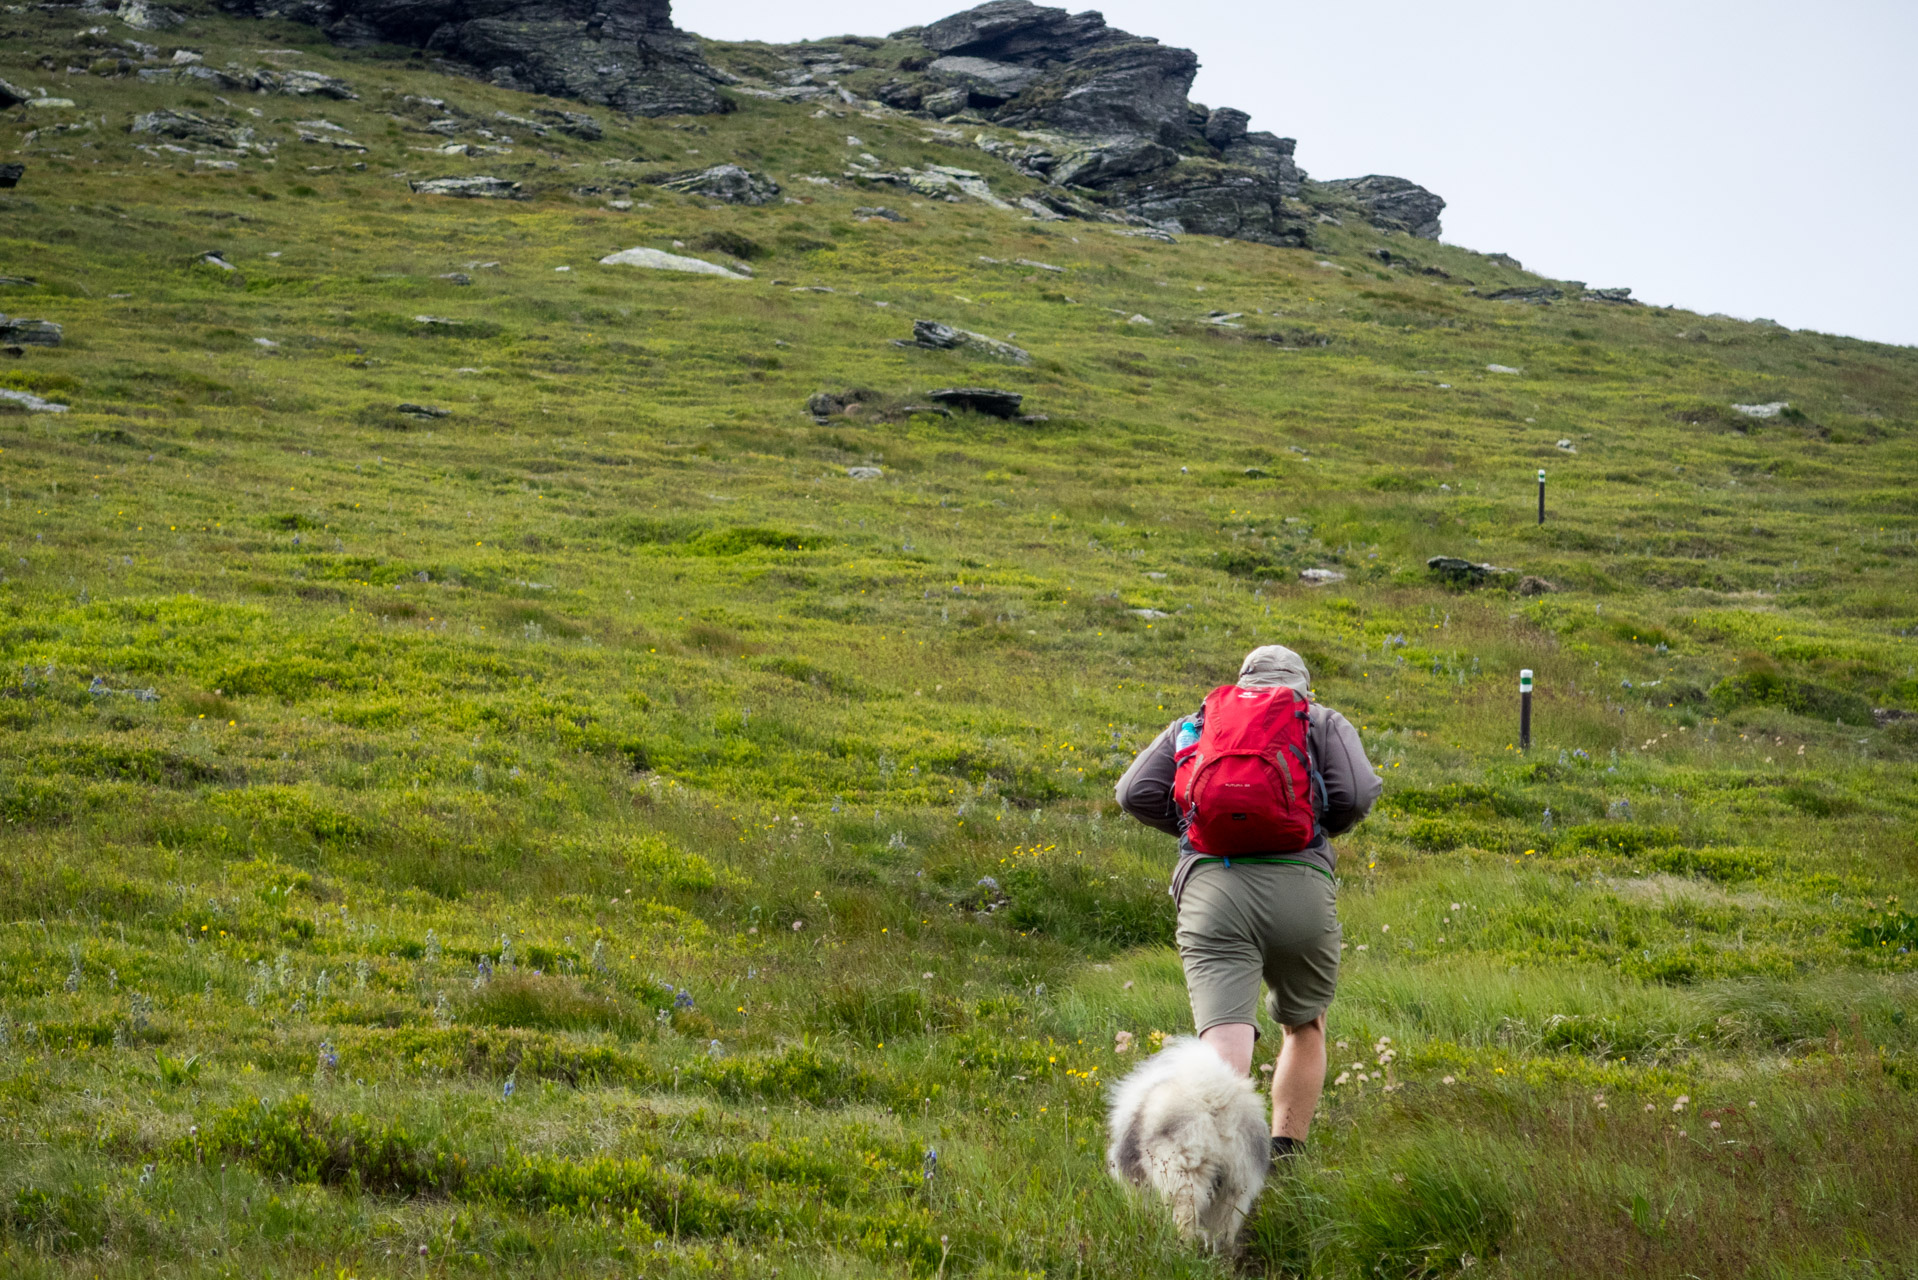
top-left (1173, 685), bottom-right (1323, 855)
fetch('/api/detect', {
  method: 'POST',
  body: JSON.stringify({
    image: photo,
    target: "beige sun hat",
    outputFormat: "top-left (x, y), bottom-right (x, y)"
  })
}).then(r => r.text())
top-left (1236, 644), bottom-right (1311, 695)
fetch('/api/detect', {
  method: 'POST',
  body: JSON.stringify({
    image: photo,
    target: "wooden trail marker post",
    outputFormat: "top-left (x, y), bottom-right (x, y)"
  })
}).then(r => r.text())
top-left (1519, 668), bottom-right (1534, 750)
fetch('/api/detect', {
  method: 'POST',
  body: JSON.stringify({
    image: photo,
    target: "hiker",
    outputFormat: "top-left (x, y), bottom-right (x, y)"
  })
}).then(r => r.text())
top-left (1115, 644), bottom-right (1382, 1160)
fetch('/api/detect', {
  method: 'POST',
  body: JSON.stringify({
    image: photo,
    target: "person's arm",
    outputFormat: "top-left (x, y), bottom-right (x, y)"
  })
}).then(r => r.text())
top-left (1114, 721), bottom-right (1183, 836)
top-left (1312, 707), bottom-right (1383, 836)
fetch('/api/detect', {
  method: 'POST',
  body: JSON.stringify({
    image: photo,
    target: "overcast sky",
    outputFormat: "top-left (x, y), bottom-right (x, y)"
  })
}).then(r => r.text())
top-left (679, 0), bottom-right (1917, 348)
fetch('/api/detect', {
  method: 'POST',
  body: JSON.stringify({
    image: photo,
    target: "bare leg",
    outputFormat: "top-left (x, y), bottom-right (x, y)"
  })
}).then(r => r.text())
top-left (1198, 1022), bottom-right (1255, 1076)
top-left (1270, 1014), bottom-right (1326, 1139)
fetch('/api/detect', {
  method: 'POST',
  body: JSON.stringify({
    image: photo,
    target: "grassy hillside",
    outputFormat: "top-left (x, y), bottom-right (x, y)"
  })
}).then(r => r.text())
top-left (2, 10), bottom-right (1916, 1277)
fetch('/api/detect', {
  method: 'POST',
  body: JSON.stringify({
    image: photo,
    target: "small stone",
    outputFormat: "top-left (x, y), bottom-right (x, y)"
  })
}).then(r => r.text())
top-left (1130, 608), bottom-right (1169, 619)
top-left (1516, 576), bottom-right (1559, 596)
top-left (854, 206), bottom-right (906, 221)
top-left (1300, 568), bottom-right (1345, 585)
top-left (1486, 364), bottom-right (1522, 374)
top-left (1730, 401), bottom-right (1789, 418)
top-left (396, 403), bottom-right (451, 419)
top-left (1126, 314), bottom-right (1153, 325)
top-left (846, 466), bottom-right (883, 480)
top-left (0, 164), bottom-right (23, 189)
top-left (1556, 439), bottom-right (1576, 451)
top-left (437, 272), bottom-right (472, 286)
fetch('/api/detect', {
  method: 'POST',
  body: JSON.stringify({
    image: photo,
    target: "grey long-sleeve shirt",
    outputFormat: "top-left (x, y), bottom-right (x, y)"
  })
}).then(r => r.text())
top-left (1114, 702), bottom-right (1383, 902)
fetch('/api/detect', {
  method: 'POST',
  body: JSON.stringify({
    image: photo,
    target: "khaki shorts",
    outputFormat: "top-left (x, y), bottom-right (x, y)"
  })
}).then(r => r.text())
top-left (1175, 860), bottom-right (1341, 1033)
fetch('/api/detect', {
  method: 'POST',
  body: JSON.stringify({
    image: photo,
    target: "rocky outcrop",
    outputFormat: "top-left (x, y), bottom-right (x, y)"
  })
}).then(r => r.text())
top-left (1109, 164), bottom-right (1310, 247)
top-left (901, 0), bottom-right (1196, 142)
top-left (866, 3), bottom-right (1329, 244)
top-left (220, 0), bottom-right (727, 117)
top-left (1314, 175), bottom-right (1445, 239)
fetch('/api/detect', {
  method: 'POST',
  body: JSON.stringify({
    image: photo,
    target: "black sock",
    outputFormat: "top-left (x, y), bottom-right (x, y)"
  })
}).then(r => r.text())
top-left (1271, 1135), bottom-right (1304, 1160)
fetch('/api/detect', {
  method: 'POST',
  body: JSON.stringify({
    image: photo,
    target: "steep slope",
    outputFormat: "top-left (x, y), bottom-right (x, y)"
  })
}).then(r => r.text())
top-left (1, 6), bottom-right (1916, 1279)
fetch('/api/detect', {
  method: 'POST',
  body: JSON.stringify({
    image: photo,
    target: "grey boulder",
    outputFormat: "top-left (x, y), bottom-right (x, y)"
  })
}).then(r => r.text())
top-left (131, 109), bottom-right (253, 150)
top-left (0, 78), bottom-right (35, 109)
top-left (1426, 555), bottom-right (1514, 586)
top-left (410, 176), bottom-right (522, 199)
top-left (0, 163), bottom-right (22, 188)
top-left (655, 164), bottom-right (780, 205)
top-left (929, 386), bottom-right (1024, 417)
top-left (537, 108), bottom-right (603, 139)
top-left (0, 318), bottom-right (63, 346)
top-left (1475, 285), bottom-right (1562, 304)
top-left (903, 319), bottom-right (1031, 363)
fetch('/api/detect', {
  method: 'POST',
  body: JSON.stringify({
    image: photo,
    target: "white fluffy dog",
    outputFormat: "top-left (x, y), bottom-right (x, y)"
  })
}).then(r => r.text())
top-left (1105, 1036), bottom-right (1270, 1253)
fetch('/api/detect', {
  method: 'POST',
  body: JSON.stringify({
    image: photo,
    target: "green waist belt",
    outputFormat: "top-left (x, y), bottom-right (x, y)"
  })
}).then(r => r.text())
top-left (1198, 856), bottom-right (1333, 880)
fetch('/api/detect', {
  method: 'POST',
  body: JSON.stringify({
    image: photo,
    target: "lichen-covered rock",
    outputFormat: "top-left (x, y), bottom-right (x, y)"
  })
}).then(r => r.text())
top-left (131, 110), bottom-right (255, 150)
top-left (1111, 165), bottom-right (1310, 247)
top-left (409, 176), bottom-right (522, 199)
top-left (537, 108), bottom-right (603, 140)
top-left (117, 0), bottom-right (186, 30)
top-left (1316, 175), bottom-right (1445, 239)
top-left (0, 318), bottom-right (63, 347)
top-left (1426, 555), bottom-right (1514, 586)
top-left (0, 77), bottom-right (33, 109)
top-left (1050, 137), bottom-right (1179, 188)
top-left (220, 0), bottom-right (728, 117)
top-left (654, 164), bottom-right (780, 205)
top-left (901, 319), bottom-right (1031, 363)
top-left (597, 246), bottom-right (749, 278)
top-left (1219, 130), bottom-right (1302, 198)
top-left (929, 386), bottom-right (1023, 417)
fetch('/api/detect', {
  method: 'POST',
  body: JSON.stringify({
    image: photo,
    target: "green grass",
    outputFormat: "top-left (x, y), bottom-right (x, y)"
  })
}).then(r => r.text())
top-left (1, 7), bottom-right (1916, 1276)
